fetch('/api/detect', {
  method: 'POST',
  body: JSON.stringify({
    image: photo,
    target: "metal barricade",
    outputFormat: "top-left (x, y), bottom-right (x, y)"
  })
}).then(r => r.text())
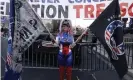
top-left (22, 41), bottom-right (114, 71)
top-left (73, 43), bottom-right (114, 71)
top-left (22, 41), bottom-right (59, 69)
top-left (22, 35), bottom-right (133, 71)
top-left (124, 36), bottom-right (133, 69)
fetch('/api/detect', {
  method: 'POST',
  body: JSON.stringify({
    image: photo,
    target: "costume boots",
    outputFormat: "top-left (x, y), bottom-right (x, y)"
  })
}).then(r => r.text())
top-left (66, 66), bottom-right (72, 80)
top-left (59, 66), bottom-right (65, 80)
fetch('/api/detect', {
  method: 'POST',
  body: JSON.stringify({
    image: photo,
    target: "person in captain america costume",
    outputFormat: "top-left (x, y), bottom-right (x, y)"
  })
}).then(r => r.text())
top-left (55, 19), bottom-right (74, 80)
top-left (51, 19), bottom-right (87, 80)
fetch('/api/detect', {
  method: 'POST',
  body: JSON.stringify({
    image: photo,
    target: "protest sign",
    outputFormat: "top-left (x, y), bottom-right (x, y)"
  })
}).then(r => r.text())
top-left (0, 0), bottom-right (133, 19)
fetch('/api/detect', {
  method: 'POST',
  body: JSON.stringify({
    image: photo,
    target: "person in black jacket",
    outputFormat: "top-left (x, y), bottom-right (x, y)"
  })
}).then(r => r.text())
top-left (122, 18), bottom-right (128, 28)
top-left (123, 18), bottom-right (133, 34)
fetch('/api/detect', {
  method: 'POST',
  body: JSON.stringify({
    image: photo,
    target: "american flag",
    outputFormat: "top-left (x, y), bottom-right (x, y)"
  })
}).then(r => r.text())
top-left (105, 25), bottom-right (114, 42)
top-left (6, 36), bottom-right (12, 65)
top-left (105, 22), bottom-right (118, 42)
top-left (105, 30), bottom-right (111, 41)
top-left (4, 0), bottom-right (15, 79)
top-left (6, 53), bottom-right (12, 65)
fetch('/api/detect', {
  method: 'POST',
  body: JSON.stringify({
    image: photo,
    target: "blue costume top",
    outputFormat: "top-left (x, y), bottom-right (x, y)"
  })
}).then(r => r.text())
top-left (56, 32), bottom-right (74, 66)
top-left (57, 32), bottom-right (74, 45)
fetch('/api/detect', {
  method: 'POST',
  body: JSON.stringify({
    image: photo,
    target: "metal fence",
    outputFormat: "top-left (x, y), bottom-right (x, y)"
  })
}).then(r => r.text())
top-left (124, 36), bottom-right (133, 69)
top-left (22, 35), bottom-right (133, 71)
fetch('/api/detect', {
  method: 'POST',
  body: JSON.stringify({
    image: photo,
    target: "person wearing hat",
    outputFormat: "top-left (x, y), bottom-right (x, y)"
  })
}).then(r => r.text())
top-left (50, 19), bottom-right (86, 80)
top-left (52, 19), bottom-right (74, 80)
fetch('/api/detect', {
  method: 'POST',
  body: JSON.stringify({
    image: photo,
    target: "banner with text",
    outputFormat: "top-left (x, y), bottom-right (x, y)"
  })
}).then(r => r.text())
top-left (0, 0), bottom-right (133, 19)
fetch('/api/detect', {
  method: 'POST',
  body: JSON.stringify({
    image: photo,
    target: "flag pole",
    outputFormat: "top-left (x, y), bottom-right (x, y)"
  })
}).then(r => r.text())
top-left (71, 27), bottom-right (89, 48)
top-left (4, 0), bottom-right (22, 80)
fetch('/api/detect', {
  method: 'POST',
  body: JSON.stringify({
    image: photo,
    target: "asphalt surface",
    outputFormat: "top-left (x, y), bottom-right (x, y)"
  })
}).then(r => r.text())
top-left (1, 37), bottom-right (121, 80)
top-left (21, 68), bottom-right (120, 80)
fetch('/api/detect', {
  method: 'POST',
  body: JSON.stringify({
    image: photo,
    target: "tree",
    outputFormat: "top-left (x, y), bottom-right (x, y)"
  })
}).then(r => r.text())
top-left (46, 23), bottom-right (53, 32)
top-left (52, 20), bottom-right (61, 33)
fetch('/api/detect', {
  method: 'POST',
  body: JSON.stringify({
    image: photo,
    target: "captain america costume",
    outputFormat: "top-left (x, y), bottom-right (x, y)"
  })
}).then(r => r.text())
top-left (57, 32), bottom-right (74, 66)
top-left (53, 19), bottom-right (74, 80)
top-left (50, 19), bottom-right (87, 80)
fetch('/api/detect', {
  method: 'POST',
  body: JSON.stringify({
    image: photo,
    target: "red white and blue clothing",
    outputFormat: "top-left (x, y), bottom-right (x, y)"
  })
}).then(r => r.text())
top-left (56, 32), bottom-right (74, 66)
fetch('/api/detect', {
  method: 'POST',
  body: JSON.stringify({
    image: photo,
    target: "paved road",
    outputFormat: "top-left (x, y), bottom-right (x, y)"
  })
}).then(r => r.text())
top-left (21, 68), bottom-right (120, 80)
